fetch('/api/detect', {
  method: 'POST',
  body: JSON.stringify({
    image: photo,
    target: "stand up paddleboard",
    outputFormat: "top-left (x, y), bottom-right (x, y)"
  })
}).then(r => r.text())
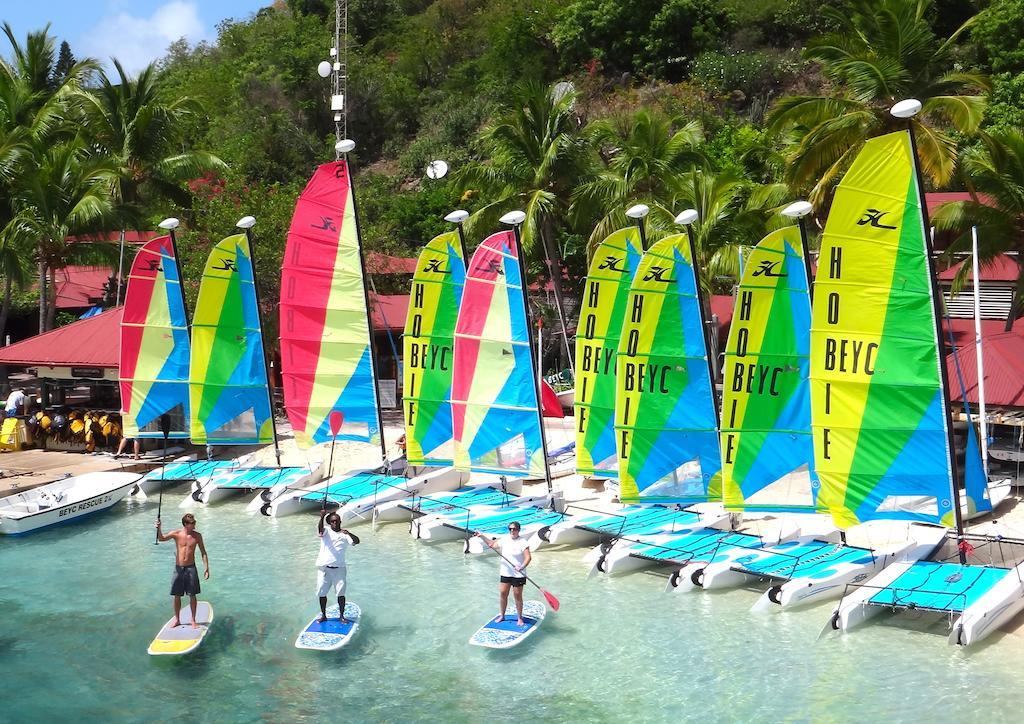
top-left (468, 600), bottom-right (546, 649)
top-left (148, 601), bottom-right (214, 656)
top-left (295, 603), bottom-right (361, 651)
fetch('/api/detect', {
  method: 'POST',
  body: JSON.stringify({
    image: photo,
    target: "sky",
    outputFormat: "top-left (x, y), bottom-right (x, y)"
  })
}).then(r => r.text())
top-left (2, 0), bottom-right (271, 73)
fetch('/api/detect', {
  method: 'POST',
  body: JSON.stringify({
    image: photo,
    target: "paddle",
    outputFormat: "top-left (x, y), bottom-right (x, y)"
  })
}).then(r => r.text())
top-left (155, 413), bottom-right (171, 545)
top-left (477, 533), bottom-right (561, 612)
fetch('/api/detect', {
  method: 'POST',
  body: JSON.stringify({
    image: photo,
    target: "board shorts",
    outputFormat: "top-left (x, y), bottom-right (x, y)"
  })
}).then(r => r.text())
top-left (317, 565), bottom-right (348, 597)
top-left (170, 564), bottom-right (201, 596)
top-left (500, 575), bottom-right (526, 587)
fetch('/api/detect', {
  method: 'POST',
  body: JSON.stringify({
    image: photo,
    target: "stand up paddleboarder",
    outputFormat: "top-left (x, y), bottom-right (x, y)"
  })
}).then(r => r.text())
top-left (317, 510), bottom-right (360, 623)
top-left (474, 521), bottom-right (532, 626)
top-left (155, 513), bottom-right (210, 628)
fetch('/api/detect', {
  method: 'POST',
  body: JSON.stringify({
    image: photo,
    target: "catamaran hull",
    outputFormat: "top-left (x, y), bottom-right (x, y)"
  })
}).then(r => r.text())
top-left (750, 531), bottom-right (945, 613)
top-left (373, 477), bottom-right (525, 523)
top-left (668, 522), bottom-right (805, 592)
top-left (410, 493), bottom-right (553, 541)
top-left (949, 561), bottom-right (1024, 646)
top-left (586, 512), bottom-right (733, 576)
top-left (184, 465), bottom-right (324, 507)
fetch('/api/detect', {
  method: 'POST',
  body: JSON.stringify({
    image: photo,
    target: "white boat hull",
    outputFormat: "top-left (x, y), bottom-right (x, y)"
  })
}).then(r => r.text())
top-left (586, 511), bottom-right (733, 576)
top-left (373, 477), bottom-right (525, 523)
top-left (184, 464), bottom-right (324, 507)
top-left (668, 521), bottom-right (804, 592)
top-left (410, 493), bottom-right (553, 541)
top-left (0, 473), bottom-right (141, 535)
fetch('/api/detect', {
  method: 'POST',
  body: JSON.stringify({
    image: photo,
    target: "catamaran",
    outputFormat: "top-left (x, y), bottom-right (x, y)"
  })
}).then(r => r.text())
top-left (183, 220), bottom-right (322, 506)
top-left (817, 101), bottom-right (1024, 646)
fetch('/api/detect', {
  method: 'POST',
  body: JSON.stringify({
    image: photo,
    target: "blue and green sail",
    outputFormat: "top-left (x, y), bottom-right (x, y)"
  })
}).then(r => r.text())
top-left (403, 231), bottom-right (466, 466)
top-left (721, 226), bottom-right (816, 511)
top-left (811, 130), bottom-right (983, 528)
top-left (615, 232), bottom-right (721, 502)
top-left (574, 227), bottom-right (644, 478)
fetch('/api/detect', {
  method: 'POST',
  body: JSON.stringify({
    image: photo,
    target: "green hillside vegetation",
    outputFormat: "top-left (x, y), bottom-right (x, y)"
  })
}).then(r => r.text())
top-left (3, 0), bottom-right (1024, 338)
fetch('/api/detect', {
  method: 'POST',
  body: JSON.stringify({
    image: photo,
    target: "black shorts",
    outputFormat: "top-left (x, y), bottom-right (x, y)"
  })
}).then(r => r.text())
top-left (170, 564), bottom-right (201, 596)
top-left (500, 575), bottom-right (526, 587)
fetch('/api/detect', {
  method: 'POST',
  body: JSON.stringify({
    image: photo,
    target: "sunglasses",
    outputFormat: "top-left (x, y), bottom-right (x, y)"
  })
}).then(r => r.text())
top-left (508, 526), bottom-right (520, 532)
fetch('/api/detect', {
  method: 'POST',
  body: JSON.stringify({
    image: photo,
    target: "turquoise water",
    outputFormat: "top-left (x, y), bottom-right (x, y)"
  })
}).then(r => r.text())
top-left (2, 492), bottom-right (1022, 723)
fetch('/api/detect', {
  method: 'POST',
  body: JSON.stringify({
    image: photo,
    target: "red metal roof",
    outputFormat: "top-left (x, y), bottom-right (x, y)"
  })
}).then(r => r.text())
top-left (365, 253), bottom-right (417, 274)
top-left (0, 307), bottom-right (123, 368)
top-left (939, 253), bottom-right (1019, 282)
top-left (369, 294), bottom-right (408, 330)
top-left (926, 192), bottom-right (994, 216)
top-left (53, 265), bottom-right (114, 309)
top-left (68, 231), bottom-right (161, 244)
top-left (945, 317), bottom-right (1024, 407)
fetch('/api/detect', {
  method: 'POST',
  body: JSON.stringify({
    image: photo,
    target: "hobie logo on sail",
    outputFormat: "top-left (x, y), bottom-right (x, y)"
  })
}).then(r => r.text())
top-left (212, 257), bottom-right (237, 272)
top-left (643, 266), bottom-right (676, 283)
top-left (751, 260), bottom-right (786, 278)
top-left (856, 209), bottom-right (897, 229)
top-left (422, 258), bottom-right (450, 274)
top-left (312, 216), bottom-right (337, 232)
top-left (597, 256), bottom-right (626, 272)
top-left (145, 259), bottom-right (163, 272)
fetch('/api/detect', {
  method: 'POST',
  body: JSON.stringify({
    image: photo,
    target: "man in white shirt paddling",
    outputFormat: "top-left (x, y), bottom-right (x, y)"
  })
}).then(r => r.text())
top-left (474, 521), bottom-right (532, 626)
top-left (317, 509), bottom-right (360, 623)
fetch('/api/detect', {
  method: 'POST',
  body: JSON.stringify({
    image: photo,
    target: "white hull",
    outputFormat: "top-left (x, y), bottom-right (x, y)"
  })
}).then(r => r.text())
top-left (183, 463), bottom-right (324, 507)
top-left (750, 527), bottom-right (946, 612)
top-left (0, 472), bottom-right (141, 535)
top-left (410, 492), bottom-right (553, 541)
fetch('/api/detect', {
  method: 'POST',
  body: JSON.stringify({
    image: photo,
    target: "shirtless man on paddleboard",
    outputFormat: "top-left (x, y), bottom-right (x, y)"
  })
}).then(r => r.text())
top-left (156, 513), bottom-right (210, 628)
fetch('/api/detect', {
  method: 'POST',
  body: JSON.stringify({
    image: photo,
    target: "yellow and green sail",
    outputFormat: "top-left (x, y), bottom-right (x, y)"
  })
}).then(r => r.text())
top-left (615, 232), bottom-right (721, 502)
top-left (811, 131), bottom-right (958, 528)
top-left (574, 227), bottom-right (644, 477)
top-left (721, 226), bottom-right (816, 510)
top-left (403, 231), bottom-right (466, 466)
top-left (189, 233), bottom-right (273, 445)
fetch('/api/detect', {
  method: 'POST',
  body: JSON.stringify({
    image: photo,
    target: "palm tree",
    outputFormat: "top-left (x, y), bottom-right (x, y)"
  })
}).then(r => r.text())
top-left (8, 137), bottom-right (120, 330)
top-left (77, 59), bottom-right (225, 210)
top-left (0, 23), bottom-right (99, 330)
top-left (932, 128), bottom-right (1024, 330)
top-left (768, 0), bottom-right (988, 205)
top-left (457, 81), bottom-right (594, 366)
top-left (571, 109), bottom-right (707, 250)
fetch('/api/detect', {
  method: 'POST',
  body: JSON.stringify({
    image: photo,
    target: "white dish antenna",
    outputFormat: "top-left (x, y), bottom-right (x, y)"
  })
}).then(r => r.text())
top-left (500, 210), bottom-right (527, 226)
top-left (426, 160), bottom-right (449, 180)
top-left (891, 99), bottom-right (922, 119)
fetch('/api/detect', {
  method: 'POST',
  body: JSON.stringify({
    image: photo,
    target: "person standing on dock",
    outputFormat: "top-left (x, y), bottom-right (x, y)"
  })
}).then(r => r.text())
top-left (155, 513), bottom-right (210, 628)
top-left (475, 522), bottom-right (532, 626)
top-left (317, 510), bottom-right (360, 623)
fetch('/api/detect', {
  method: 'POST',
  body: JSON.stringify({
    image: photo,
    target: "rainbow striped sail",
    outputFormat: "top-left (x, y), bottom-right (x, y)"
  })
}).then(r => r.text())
top-left (451, 230), bottom-right (544, 477)
top-left (119, 235), bottom-right (190, 438)
top-left (189, 233), bottom-right (273, 445)
top-left (403, 231), bottom-right (466, 466)
top-left (616, 232), bottom-right (720, 502)
top-left (280, 161), bottom-right (380, 448)
top-left (575, 227), bottom-right (643, 477)
top-left (811, 131), bottom-right (964, 528)
top-left (720, 226), bottom-right (816, 510)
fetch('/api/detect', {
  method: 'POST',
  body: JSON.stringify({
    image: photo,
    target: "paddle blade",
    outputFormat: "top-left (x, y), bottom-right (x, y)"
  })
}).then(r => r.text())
top-left (542, 589), bottom-right (560, 612)
top-left (329, 410), bottom-right (344, 437)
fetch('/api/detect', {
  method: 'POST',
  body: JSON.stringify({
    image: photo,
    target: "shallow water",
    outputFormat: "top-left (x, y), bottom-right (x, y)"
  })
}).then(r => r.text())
top-left (1, 491), bottom-right (1021, 723)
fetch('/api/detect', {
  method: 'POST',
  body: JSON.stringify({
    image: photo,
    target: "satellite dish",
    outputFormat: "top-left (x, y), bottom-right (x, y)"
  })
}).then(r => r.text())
top-left (426, 160), bottom-right (449, 180)
top-left (317, 61), bottom-right (332, 78)
top-left (674, 209), bottom-right (699, 226)
top-left (780, 200), bottom-right (813, 219)
top-left (891, 99), bottom-right (922, 119)
top-left (500, 210), bottom-right (527, 226)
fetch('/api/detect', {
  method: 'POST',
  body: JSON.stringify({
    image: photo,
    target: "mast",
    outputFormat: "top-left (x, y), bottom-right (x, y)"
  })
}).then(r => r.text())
top-left (500, 210), bottom-right (554, 493)
top-left (781, 200), bottom-right (815, 304)
top-left (972, 225), bottom-right (990, 477)
top-left (677, 209), bottom-right (722, 429)
top-left (894, 98), bottom-right (967, 554)
top-left (341, 140), bottom-right (390, 469)
top-left (158, 218), bottom-right (192, 336)
top-left (236, 215), bottom-right (282, 468)
top-left (626, 203), bottom-right (649, 250)
top-left (444, 209), bottom-right (471, 264)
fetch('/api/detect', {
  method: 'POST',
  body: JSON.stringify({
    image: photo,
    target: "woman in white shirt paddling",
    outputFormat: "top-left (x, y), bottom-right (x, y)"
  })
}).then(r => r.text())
top-left (474, 521), bottom-right (532, 626)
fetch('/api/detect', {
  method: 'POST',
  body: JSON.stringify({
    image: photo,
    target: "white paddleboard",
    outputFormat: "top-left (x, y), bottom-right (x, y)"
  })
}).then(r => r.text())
top-left (148, 601), bottom-right (214, 656)
top-left (468, 600), bottom-right (546, 649)
top-left (295, 603), bottom-right (361, 650)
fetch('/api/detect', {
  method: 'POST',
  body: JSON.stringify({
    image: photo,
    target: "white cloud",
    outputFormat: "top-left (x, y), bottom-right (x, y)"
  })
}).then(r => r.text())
top-left (78, 1), bottom-right (210, 74)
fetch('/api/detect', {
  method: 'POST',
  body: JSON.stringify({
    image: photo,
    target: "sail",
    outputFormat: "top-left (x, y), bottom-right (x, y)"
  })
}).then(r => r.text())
top-left (616, 232), bottom-right (721, 502)
top-left (575, 227), bottom-right (644, 478)
top-left (811, 131), bottom-right (955, 528)
top-left (403, 231), bottom-right (466, 466)
top-left (119, 235), bottom-right (190, 438)
top-left (189, 233), bottom-right (273, 445)
top-left (451, 230), bottom-right (545, 477)
top-left (280, 161), bottom-right (380, 448)
top-left (720, 226), bottom-right (816, 510)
